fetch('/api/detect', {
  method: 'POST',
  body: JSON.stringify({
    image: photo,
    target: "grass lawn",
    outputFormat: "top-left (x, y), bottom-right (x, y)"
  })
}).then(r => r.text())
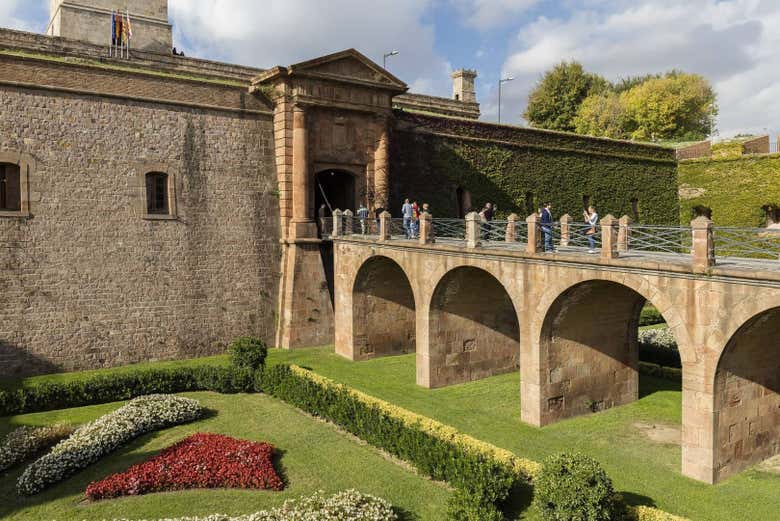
top-left (265, 347), bottom-right (780, 521)
top-left (0, 391), bottom-right (450, 520)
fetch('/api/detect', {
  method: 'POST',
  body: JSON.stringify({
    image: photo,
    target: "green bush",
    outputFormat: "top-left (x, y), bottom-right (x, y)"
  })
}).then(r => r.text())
top-left (638, 305), bottom-right (664, 326)
top-left (228, 336), bottom-right (268, 371)
top-left (533, 453), bottom-right (617, 521)
top-left (263, 364), bottom-right (520, 520)
top-left (0, 366), bottom-right (255, 417)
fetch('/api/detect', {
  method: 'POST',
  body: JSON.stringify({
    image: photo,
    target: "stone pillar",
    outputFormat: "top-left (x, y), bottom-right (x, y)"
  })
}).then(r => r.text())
top-left (618, 215), bottom-right (632, 253)
top-left (290, 105), bottom-right (317, 239)
top-left (343, 210), bottom-right (354, 236)
top-left (466, 212), bottom-right (481, 248)
top-left (332, 209), bottom-right (343, 237)
top-left (691, 216), bottom-right (715, 272)
top-left (600, 214), bottom-right (619, 259)
top-left (419, 213), bottom-right (434, 244)
top-left (378, 211), bottom-right (391, 241)
top-left (506, 213), bottom-right (518, 242)
top-left (681, 361), bottom-right (718, 484)
top-left (374, 118), bottom-right (390, 212)
top-left (559, 214), bottom-right (571, 247)
top-left (526, 213), bottom-right (541, 254)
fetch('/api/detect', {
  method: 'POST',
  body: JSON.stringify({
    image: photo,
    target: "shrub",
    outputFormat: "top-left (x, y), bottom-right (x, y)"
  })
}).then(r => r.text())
top-left (533, 453), bottom-right (617, 521)
top-left (86, 433), bottom-right (283, 500)
top-left (638, 327), bottom-right (681, 368)
top-left (17, 394), bottom-right (204, 495)
top-left (110, 489), bottom-right (397, 521)
top-left (0, 424), bottom-right (74, 473)
top-left (0, 365), bottom-right (252, 417)
top-left (638, 305), bottom-right (664, 327)
top-left (228, 336), bottom-right (268, 371)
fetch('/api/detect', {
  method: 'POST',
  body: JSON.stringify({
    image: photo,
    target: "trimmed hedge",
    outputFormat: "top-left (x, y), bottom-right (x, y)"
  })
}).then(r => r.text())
top-left (390, 111), bottom-right (679, 223)
top-left (0, 366), bottom-right (255, 417)
top-left (639, 305), bottom-right (664, 327)
top-left (228, 336), bottom-right (268, 372)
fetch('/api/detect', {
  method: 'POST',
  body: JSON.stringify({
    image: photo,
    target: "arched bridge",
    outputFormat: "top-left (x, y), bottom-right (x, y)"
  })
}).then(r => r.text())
top-left (329, 211), bottom-right (780, 485)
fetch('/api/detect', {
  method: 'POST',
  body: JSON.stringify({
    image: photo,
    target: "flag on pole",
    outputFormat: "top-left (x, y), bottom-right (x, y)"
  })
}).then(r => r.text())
top-left (110, 10), bottom-right (116, 48)
top-left (125, 8), bottom-right (133, 42)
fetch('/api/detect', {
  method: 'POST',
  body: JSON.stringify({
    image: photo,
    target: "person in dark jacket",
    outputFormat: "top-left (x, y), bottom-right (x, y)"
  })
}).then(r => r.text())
top-left (541, 201), bottom-right (554, 252)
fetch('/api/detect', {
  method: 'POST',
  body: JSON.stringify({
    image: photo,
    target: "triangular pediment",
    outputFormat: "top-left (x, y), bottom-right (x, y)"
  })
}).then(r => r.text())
top-left (288, 49), bottom-right (407, 92)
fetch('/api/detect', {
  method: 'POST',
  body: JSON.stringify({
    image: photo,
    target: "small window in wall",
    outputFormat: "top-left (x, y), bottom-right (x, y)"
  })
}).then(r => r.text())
top-left (582, 194), bottom-right (591, 211)
top-left (525, 191), bottom-right (535, 216)
top-left (146, 172), bottom-right (169, 215)
top-left (0, 163), bottom-right (21, 211)
top-left (454, 94), bottom-right (460, 101)
top-left (631, 197), bottom-right (640, 222)
top-left (692, 205), bottom-right (712, 220)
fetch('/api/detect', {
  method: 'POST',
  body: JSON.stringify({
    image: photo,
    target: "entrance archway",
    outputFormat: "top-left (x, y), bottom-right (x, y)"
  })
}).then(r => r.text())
top-left (315, 169), bottom-right (356, 215)
top-left (428, 266), bottom-right (520, 387)
top-left (714, 306), bottom-right (780, 481)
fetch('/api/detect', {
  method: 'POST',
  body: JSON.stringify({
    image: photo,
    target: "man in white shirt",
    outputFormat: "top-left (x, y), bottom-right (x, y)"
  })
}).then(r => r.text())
top-left (401, 199), bottom-right (414, 238)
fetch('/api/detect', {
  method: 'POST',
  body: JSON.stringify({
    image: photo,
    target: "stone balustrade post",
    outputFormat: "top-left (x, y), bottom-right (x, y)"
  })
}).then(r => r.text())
top-left (505, 213), bottom-right (518, 242)
top-left (343, 210), bottom-right (353, 236)
top-left (526, 213), bottom-right (542, 254)
top-left (691, 216), bottom-right (715, 271)
top-left (559, 214), bottom-right (572, 247)
top-left (466, 212), bottom-right (481, 248)
top-left (618, 215), bottom-right (632, 252)
top-left (378, 211), bottom-right (392, 242)
top-left (332, 209), bottom-right (342, 237)
top-left (419, 213), bottom-right (434, 244)
top-left (600, 214), bottom-right (619, 259)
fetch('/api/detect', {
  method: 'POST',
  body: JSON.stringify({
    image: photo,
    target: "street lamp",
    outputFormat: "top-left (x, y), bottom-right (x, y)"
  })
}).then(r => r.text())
top-left (498, 76), bottom-right (514, 124)
top-left (383, 50), bottom-right (399, 69)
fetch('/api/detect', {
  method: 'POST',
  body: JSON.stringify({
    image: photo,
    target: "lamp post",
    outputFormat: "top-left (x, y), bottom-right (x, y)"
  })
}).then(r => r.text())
top-left (498, 76), bottom-right (514, 124)
top-left (383, 50), bottom-right (399, 69)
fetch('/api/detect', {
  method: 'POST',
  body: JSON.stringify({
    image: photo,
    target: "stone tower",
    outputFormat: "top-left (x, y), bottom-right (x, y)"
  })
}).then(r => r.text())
top-left (48, 0), bottom-right (173, 54)
top-left (451, 69), bottom-right (477, 103)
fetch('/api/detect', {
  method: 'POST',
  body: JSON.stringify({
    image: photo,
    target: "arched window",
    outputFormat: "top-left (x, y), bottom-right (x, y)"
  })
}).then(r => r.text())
top-left (0, 163), bottom-right (21, 211)
top-left (145, 172), bottom-right (169, 215)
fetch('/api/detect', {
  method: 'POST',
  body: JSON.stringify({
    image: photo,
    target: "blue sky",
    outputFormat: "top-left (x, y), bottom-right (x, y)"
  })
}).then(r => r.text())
top-left (2, 0), bottom-right (779, 138)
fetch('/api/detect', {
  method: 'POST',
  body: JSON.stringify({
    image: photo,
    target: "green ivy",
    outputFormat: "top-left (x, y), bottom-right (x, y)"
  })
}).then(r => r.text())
top-left (390, 112), bottom-right (678, 223)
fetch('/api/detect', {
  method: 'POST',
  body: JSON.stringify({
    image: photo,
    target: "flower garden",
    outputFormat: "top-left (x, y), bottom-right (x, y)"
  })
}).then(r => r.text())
top-left (1, 335), bottom-right (778, 520)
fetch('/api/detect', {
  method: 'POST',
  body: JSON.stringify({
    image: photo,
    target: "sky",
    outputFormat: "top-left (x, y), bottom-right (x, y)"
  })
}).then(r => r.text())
top-left (2, 0), bottom-right (778, 139)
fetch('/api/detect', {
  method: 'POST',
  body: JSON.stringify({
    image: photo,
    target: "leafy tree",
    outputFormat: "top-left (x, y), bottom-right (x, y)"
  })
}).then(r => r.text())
top-left (524, 61), bottom-right (610, 132)
top-left (620, 73), bottom-right (717, 141)
top-left (573, 91), bottom-right (627, 139)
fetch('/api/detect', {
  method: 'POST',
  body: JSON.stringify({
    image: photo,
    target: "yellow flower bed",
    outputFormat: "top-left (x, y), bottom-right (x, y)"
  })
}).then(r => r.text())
top-left (288, 365), bottom-right (689, 521)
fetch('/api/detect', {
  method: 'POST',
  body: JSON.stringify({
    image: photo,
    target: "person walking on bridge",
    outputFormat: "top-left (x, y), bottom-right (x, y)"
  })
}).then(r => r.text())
top-left (402, 198), bottom-right (414, 239)
top-left (584, 205), bottom-right (599, 253)
top-left (541, 201), bottom-right (554, 252)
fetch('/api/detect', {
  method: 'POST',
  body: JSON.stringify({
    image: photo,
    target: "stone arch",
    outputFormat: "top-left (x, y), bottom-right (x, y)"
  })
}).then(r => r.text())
top-left (713, 306), bottom-right (780, 482)
top-left (426, 266), bottom-right (520, 388)
top-left (351, 255), bottom-right (416, 360)
top-left (535, 274), bottom-right (689, 424)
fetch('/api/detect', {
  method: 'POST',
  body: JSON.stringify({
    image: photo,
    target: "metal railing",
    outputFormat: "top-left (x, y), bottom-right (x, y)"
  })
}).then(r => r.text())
top-left (434, 218), bottom-right (467, 241)
top-left (713, 227), bottom-right (780, 260)
top-left (620, 224), bottom-right (692, 256)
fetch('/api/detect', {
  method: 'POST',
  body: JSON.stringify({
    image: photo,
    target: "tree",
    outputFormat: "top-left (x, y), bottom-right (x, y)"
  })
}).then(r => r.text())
top-left (524, 61), bottom-right (609, 133)
top-left (620, 73), bottom-right (717, 141)
top-left (573, 91), bottom-right (627, 139)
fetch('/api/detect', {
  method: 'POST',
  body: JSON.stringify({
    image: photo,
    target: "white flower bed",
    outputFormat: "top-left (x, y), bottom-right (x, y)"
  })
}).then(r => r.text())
top-left (0, 424), bottom-right (74, 473)
top-left (638, 327), bottom-right (678, 351)
top-left (17, 394), bottom-right (203, 495)
top-left (113, 490), bottom-right (397, 521)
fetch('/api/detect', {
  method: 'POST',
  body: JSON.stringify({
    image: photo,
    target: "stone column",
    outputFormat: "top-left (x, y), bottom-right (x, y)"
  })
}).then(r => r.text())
top-left (419, 213), bottom-right (434, 244)
top-left (506, 213), bottom-right (518, 242)
top-left (526, 213), bottom-right (541, 254)
top-left (373, 118), bottom-right (390, 212)
top-left (466, 212), bottom-right (481, 248)
top-left (559, 214), bottom-right (571, 247)
top-left (691, 216), bottom-right (715, 272)
top-left (378, 211), bottom-right (391, 241)
top-left (290, 105), bottom-right (316, 239)
top-left (343, 210), bottom-right (354, 236)
top-left (332, 209), bottom-right (343, 237)
top-left (600, 214), bottom-right (619, 259)
top-left (618, 215), bottom-right (632, 252)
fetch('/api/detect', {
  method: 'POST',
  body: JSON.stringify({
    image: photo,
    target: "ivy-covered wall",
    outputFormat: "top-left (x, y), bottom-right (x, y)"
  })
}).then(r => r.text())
top-left (389, 111), bottom-right (679, 224)
top-left (678, 154), bottom-right (780, 226)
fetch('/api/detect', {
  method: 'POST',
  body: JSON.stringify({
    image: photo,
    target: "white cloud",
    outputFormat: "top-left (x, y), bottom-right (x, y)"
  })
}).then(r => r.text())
top-left (0, 0), bottom-right (33, 31)
top-left (452, 0), bottom-right (540, 30)
top-left (168, 0), bottom-right (452, 96)
top-left (494, 0), bottom-right (780, 136)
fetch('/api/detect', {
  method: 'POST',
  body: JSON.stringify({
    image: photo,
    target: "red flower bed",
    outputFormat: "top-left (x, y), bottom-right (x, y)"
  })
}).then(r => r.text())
top-left (85, 433), bottom-right (284, 500)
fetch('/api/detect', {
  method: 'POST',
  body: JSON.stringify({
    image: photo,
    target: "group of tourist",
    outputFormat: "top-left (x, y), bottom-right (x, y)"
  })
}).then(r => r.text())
top-left (401, 199), bottom-right (432, 239)
top-left (539, 202), bottom-right (600, 254)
